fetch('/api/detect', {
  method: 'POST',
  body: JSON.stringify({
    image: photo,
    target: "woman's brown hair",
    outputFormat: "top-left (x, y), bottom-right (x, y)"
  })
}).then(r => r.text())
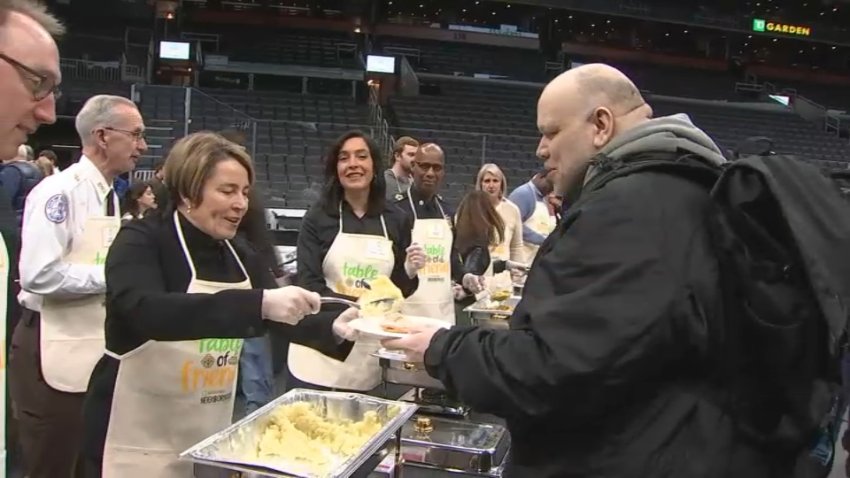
top-left (122, 180), bottom-right (153, 218)
top-left (163, 131), bottom-right (255, 208)
top-left (454, 190), bottom-right (505, 254)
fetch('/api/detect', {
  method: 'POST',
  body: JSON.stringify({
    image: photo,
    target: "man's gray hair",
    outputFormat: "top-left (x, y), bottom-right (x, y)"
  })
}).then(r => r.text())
top-left (0, 0), bottom-right (65, 38)
top-left (75, 95), bottom-right (138, 146)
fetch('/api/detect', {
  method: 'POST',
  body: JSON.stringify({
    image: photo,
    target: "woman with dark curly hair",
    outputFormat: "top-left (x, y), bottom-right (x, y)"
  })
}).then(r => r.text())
top-left (286, 130), bottom-right (425, 391)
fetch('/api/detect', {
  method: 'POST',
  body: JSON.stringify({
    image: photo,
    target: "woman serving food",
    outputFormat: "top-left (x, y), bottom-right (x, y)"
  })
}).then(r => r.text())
top-left (81, 133), bottom-right (356, 478)
top-left (287, 130), bottom-right (425, 392)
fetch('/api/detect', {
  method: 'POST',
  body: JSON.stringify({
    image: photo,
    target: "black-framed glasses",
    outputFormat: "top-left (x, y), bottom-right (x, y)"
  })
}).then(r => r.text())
top-left (104, 127), bottom-right (147, 142)
top-left (0, 53), bottom-right (62, 101)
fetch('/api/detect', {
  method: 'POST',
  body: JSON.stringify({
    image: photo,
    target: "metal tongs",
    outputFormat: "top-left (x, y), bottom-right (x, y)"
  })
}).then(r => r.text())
top-left (320, 280), bottom-right (399, 312)
top-left (320, 296), bottom-right (399, 311)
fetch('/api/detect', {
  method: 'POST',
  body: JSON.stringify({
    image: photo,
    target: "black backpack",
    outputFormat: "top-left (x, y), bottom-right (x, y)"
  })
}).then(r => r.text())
top-left (582, 153), bottom-right (850, 477)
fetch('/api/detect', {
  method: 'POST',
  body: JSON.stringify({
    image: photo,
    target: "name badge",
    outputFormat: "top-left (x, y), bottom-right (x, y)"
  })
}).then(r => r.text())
top-left (428, 223), bottom-right (445, 239)
top-left (102, 227), bottom-right (118, 247)
top-left (365, 239), bottom-right (388, 259)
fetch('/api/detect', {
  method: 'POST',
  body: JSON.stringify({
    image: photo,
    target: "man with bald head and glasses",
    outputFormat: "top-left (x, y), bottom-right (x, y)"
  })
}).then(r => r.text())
top-left (386, 65), bottom-right (781, 477)
top-left (10, 94), bottom-right (147, 477)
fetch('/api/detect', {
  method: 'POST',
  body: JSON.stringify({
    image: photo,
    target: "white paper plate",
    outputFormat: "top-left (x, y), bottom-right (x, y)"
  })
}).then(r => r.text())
top-left (349, 315), bottom-right (451, 339)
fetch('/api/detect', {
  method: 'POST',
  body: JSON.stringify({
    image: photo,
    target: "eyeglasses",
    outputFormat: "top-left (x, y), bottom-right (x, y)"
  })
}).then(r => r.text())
top-left (104, 127), bottom-right (147, 142)
top-left (0, 53), bottom-right (62, 101)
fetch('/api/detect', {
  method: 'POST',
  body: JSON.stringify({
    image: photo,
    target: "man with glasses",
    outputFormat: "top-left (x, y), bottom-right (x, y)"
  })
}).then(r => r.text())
top-left (0, 2), bottom-right (63, 477)
top-left (394, 143), bottom-right (482, 324)
top-left (10, 94), bottom-right (147, 478)
top-left (0, 0), bottom-right (63, 161)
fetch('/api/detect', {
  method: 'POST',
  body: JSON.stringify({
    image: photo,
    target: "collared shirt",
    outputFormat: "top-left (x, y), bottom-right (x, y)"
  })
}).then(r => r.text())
top-left (384, 169), bottom-right (411, 200)
top-left (18, 155), bottom-right (118, 311)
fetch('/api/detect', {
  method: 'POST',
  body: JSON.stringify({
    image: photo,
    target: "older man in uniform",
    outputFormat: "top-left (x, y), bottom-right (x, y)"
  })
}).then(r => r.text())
top-left (10, 94), bottom-right (147, 477)
top-left (387, 64), bottom-right (781, 477)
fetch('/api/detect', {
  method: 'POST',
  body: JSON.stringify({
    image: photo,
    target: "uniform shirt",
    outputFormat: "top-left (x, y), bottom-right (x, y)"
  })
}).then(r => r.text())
top-left (18, 155), bottom-right (119, 312)
top-left (384, 169), bottom-right (411, 201)
top-left (83, 210), bottom-right (351, 465)
top-left (297, 200), bottom-right (419, 299)
top-left (394, 186), bottom-right (465, 284)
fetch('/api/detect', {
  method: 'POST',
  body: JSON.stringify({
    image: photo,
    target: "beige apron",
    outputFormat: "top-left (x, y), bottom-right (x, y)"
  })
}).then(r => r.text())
top-left (101, 211), bottom-right (250, 478)
top-left (522, 199), bottom-right (556, 262)
top-left (288, 205), bottom-right (394, 391)
top-left (401, 195), bottom-right (455, 324)
top-left (0, 233), bottom-right (8, 461)
top-left (40, 195), bottom-right (120, 392)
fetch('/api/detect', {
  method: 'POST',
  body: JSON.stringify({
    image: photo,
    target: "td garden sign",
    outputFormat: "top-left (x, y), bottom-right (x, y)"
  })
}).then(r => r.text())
top-left (752, 18), bottom-right (812, 37)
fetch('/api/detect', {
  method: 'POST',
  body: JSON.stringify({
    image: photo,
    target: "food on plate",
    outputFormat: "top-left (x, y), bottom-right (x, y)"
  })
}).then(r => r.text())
top-left (490, 290), bottom-right (511, 301)
top-left (358, 275), bottom-right (404, 316)
top-left (480, 298), bottom-right (513, 311)
top-left (379, 313), bottom-right (418, 334)
top-left (254, 402), bottom-right (383, 474)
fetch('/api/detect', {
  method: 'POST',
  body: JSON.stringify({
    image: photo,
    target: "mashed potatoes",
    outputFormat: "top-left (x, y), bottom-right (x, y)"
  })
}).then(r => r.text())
top-left (358, 276), bottom-right (403, 316)
top-left (254, 402), bottom-right (383, 475)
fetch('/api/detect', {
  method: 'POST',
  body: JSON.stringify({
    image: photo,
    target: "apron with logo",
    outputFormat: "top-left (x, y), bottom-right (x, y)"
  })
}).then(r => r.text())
top-left (40, 194), bottom-right (120, 393)
top-left (522, 198), bottom-right (556, 263)
top-left (0, 233), bottom-right (8, 460)
top-left (101, 211), bottom-right (249, 478)
top-left (288, 205), bottom-right (394, 391)
top-left (401, 195), bottom-right (455, 324)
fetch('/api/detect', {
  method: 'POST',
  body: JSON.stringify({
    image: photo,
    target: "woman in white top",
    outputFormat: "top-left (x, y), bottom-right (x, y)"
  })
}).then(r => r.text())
top-left (476, 164), bottom-right (525, 274)
top-left (120, 180), bottom-right (157, 223)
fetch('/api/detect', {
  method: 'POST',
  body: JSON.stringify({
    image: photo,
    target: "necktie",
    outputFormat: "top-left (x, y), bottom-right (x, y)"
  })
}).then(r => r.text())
top-left (105, 189), bottom-right (115, 217)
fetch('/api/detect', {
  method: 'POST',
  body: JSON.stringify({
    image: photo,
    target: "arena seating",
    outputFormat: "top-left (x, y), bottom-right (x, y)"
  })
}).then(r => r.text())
top-left (59, 30), bottom-right (125, 62)
top-left (378, 36), bottom-right (549, 82)
top-left (388, 79), bottom-right (850, 204)
top-left (135, 85), bottom-right (372, 207)
top-left (197, 26), bottom-right (361, 69)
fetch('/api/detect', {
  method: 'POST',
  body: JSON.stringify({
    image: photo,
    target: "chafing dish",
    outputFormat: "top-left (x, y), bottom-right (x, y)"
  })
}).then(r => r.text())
top-left (400, 416), bottom-right (510, 477)
top-left (374, 348), bottom-right (444, 391)
top-left (375, 349), bottom-right (469, 417)
top-left (181, 389), bottom-right (418, 478)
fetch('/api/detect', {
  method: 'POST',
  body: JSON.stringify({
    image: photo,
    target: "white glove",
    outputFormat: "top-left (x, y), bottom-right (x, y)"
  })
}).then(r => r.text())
top-left (261, 286), bottom-right (321, 325)
top-left (404, 242), bottom-right (426, 278)
top-left (452, 282), bottom-right (467, 301)
top-left (332, 307), bottom-right (360, 341)
top-left (462, 273), bottom-right (486, 294)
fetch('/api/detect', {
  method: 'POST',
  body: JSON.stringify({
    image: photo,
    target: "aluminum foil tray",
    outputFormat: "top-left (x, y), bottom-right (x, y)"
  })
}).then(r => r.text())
top-left (180, 389), bottom-right (418, 478)
top-left (464, 296), bottom-right (519, 319)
